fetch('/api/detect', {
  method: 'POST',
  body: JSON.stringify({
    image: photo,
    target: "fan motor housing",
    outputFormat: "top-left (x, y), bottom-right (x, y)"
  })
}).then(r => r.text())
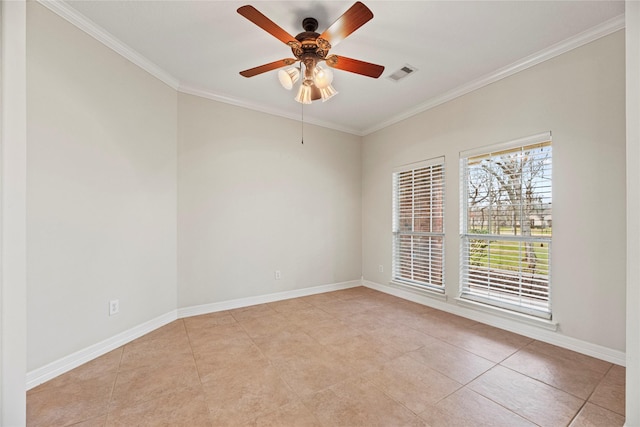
top-left (292, 18), bottom-right (330, 60)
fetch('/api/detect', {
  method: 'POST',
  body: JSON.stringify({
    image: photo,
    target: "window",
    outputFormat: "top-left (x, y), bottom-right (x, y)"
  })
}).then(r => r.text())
top-left (460, 133), bottom-right (552, 318)
top-left (392, 158), bottom-right (445, 292)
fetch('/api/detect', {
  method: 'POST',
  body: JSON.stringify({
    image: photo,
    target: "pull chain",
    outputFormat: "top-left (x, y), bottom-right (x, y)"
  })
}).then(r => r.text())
top-left (301, 102), bottom-right (304, 144)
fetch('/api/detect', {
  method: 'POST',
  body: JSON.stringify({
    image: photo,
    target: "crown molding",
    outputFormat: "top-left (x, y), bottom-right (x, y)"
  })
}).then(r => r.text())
top-left (362, 13), bottom-right (626, 136)
top-left (178, 84), bottom-right (365, 136)
top-left (36, 0), bottom-right (180, 90)
top-left (36, 1), bottom-right (623, 137)
top-left (36, 0), bottom-right (363, 136)
top-left (37, 0), bottom-right (363, 135)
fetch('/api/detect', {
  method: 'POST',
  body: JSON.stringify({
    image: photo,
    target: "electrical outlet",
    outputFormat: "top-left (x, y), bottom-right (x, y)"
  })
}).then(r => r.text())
top-left (109, 299), bottom-right (120, 316)
top-left (378, 264), bottom-right (384, 273)
top-left (274, 270), bottom-right (282, 280)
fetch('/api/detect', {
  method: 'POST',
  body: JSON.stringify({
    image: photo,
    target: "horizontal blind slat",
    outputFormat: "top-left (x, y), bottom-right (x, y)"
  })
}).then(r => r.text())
top-left (393, 159), bottom-right (445, 290)
top-left (460, 137), bottom-right (552, 317)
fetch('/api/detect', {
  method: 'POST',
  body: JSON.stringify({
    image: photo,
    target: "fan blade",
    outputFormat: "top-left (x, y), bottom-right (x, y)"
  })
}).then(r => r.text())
top-left (319, 2), bottom-right (373, 48)
top-left (325, 55), bottom-right (384, 78)
top-left (240, 59), bottom-right (298, 78)
top-left (237, 5), bottom-right (297, 46)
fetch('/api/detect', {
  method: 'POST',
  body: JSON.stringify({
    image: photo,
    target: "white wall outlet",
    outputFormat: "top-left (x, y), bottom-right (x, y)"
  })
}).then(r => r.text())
top-left (274, 270), bottom-right (282, 280)
top-left (378, 264), bottom-right (384, 273)
top-left (109, 299), bottom-right (120, 316)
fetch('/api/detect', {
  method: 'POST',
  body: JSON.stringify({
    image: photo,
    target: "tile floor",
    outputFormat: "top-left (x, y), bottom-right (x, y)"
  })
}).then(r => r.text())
top-left (27, 287), bottom-right (626, 426)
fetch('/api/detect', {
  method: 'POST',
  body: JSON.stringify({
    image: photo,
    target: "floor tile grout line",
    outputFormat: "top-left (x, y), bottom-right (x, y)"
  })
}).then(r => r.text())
top-left (102, 344), bottom-right (127, 424)
top-left (481, 363), bottom-right (598, 426)
top-left (233, 295), bottom-right (375, 426)
top-left (322, 290), bottom-right (526, 425)
top-left (107, 319), bottom-right (209, 422)
top-left (567, 389), bottom-right (597, 426)
top-left (370, 378), bottom-right (434, 421)
top-left (309, 292), bottom-right (429, 423)
top-left (498, 363), bottom-right (595, 400)
top-left (584, 400), bottom-right (627, 417)
top-left (27, 288), bottom-right (626, 426)
top-left (464, 363), bottom-right (558, 426)
top-left (412, 322), bottom-right (535, 365)
top-left (513, 338), bottom-right (613, 373)
top-left (497, 353), bottom-right (612, 402)
top-left (232, 303), bottom-right (336, 423)
top-left (466, 384), bottom-right (543, 426)
top-left (362, 350), bottom-right (469, 422)
top-left (182, 317), bottom-right (218, 425)
top-left (565, 363), bottom-right (621, 425)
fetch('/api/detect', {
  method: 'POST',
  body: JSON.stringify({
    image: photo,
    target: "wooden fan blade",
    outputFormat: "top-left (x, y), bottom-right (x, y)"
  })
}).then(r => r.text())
top-left (325, 55), bottom-right (384, 78)
top-left (319, 2), bottom-right (373, 48)
top-left (237, 5), bottom-right (298, 45)
top-left (240, 59), bottom-right (298, 77)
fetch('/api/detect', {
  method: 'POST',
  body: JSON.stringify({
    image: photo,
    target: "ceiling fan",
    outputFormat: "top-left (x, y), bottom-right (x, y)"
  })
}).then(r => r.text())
top-left (237, 2), bottom-right (385, 104)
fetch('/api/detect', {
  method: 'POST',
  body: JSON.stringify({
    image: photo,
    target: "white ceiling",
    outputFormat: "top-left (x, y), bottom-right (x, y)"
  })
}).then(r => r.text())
top-left (50, 1), bottom-right (625, 135)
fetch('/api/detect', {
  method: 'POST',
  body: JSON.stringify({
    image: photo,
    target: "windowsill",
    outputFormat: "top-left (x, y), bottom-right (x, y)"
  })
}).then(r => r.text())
top-left (454, 297), bottom-right (559, 331)
top-left (388, 281), bottom-right (448, 301)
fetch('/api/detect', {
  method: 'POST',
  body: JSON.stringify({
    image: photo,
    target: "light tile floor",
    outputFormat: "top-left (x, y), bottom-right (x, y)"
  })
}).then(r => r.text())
top-left (27, 287), bottom-right (626, 426)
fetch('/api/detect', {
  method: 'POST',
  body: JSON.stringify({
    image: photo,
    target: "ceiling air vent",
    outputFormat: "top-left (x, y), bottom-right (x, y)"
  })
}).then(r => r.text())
top-left (388, 64), bottom-right (418, 82)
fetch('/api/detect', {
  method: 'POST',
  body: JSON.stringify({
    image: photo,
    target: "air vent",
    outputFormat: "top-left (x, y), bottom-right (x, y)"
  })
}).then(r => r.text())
top-left (388, 64), bottom-right (418, 82)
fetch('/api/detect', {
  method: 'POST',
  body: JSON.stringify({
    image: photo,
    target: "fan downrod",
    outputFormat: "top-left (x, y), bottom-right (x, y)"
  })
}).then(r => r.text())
top-left (302, 17), bottom-right (318, 32)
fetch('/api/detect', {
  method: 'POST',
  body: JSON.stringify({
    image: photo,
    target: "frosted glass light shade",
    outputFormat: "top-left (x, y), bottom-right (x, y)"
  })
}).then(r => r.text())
top-left (320, 84), bottom-right (338, 102)
top-left (295, 84), bottom-right (312, 104)
top-left (278, 67), bottom-right (300, 90)
top-left (313, 66), bottom-right (334, 89)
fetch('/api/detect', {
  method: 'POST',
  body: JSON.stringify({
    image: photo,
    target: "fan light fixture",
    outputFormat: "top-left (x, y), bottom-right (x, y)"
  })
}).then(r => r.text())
top-left (282, 62), bottom-right (338, 103)
top-left (278, 67), bottom-right (300, 90)
top-left (319, 84), bottom-right (338, 102)
top-left (295, 82), bottom-right (313, 104)
top-left (238, 3), bottom-right (385, 105)
top-left (313, 65), bottom-right (333, 89)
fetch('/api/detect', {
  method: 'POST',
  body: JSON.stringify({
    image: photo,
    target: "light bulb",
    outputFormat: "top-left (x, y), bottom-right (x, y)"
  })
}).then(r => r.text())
top-left (278, 67), bottom-right (300, 90)
top-left (313, 65), bottom-right (333, 89)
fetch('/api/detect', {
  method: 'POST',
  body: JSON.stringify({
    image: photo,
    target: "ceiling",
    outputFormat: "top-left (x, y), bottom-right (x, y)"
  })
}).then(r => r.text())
top-left (50, 1), bottom-right (624, 135)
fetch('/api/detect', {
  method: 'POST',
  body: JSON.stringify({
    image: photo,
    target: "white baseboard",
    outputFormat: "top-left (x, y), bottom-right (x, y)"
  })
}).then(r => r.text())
top-left (26, 310), bottom-right (178, 390)
top-left (30, 277), bottom-right (621, 391)
top-left (363, 280), bottom-right (626, 367)
top-left (177, 280), bottom-right (361, 318)
top-left (26, 280), bottom-right (362, 390)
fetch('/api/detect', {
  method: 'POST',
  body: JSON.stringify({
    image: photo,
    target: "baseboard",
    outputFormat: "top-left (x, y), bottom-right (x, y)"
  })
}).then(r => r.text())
top-left (26, 310), bottom-right (178, 390)
top-left (363, 280), bottom-right (626, 366)
top-left (31, 277), bottom-right (621, 391)
top-left (26, 280), bottom-right (362, 390)
top-left (177, 280), bottom-right (362, 318)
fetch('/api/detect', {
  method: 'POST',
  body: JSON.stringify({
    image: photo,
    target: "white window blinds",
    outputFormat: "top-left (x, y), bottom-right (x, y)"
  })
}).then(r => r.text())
top-left (460, 133), bottom-right (552, 318)
top-left (392, 158), bottom-right (445, 291)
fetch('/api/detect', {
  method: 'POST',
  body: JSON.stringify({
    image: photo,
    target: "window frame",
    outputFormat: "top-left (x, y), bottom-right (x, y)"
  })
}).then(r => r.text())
top-left (391, 157), bottom-right (446, 293)
top-left (459, 132), bottom-right (552, 319)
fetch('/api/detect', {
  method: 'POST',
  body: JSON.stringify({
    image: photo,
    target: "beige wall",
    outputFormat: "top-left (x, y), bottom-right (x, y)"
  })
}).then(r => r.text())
top-left (362, 31), bottom-right (626, 352)
top-left (177, 93), bottom-right (362, 307)
top-left (626, 0), bottom-right (640, 423)
top-left (26, 3), bottom-right (178, 370)
top-left (2, 1), bottom-right (28, 424)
